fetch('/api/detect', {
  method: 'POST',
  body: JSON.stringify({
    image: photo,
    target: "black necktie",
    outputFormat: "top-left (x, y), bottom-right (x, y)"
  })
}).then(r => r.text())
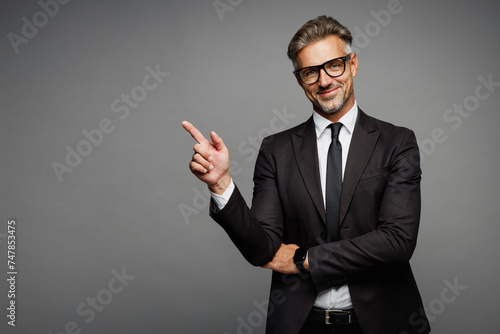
top-left (326, 122), bottom-right (343, 242)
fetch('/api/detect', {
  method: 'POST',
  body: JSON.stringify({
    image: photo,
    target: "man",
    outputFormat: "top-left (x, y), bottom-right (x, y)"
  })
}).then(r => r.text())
top-left (182, 16), bottom-right (430, 334)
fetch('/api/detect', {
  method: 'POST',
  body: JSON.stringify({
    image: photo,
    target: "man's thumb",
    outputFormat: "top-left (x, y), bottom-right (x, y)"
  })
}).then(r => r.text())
top-left (210, 131), bottom-right (225, 150)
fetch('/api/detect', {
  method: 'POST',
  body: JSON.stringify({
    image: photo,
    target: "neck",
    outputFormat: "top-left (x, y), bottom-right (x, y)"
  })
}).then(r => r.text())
top-left (314, 96), bottom-right (355, 123)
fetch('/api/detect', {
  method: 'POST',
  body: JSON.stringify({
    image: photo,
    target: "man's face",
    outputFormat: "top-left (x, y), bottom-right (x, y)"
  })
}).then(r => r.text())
top-left (294, 35), bottom-right (358, 120)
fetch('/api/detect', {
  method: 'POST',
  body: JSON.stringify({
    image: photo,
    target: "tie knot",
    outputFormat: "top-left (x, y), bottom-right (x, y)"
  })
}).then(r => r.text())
top-left (330, 122), bottom-right (343, 139)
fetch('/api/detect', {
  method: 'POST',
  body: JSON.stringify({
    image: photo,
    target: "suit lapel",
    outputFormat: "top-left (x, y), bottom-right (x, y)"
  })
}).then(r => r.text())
top-left (339, 109), bottom-right (380, 226)
top-left (291, 117), bottom-right (326, 223)
top-left (290, 110), bottom-right (380, 227)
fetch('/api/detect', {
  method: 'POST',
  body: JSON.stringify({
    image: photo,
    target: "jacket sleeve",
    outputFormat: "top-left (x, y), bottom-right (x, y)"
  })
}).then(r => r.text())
top-left (209, 136), bottom-right (283, 266)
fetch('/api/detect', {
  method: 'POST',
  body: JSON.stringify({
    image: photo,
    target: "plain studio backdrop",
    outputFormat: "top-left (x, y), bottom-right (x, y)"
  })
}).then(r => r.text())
top-left (1, 0), bottom-right (499, 333)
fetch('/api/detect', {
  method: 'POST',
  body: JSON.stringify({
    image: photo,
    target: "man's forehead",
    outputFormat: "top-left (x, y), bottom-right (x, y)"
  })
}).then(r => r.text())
top-left (295, 35), bottom-right (346, 68)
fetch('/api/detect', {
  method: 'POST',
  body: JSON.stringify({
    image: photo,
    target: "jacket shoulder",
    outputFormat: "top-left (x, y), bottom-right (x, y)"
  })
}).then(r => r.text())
top-left (261, 117), bottom-right (313, 146)
top-left (360, 110), bottom-right (416, 138)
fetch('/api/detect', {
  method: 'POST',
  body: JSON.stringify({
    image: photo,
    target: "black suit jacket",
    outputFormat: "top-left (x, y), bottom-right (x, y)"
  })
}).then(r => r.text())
top-left (211, 109), bottom-right (431, 334)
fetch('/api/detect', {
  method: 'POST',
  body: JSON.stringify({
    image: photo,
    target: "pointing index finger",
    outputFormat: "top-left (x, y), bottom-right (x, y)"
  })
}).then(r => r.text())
top-left (181, 121), bottom-right (209, 145)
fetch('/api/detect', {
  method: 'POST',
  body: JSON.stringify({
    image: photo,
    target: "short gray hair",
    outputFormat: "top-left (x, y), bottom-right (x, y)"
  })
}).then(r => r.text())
top-left (287, 16), bottom-right (353, 69)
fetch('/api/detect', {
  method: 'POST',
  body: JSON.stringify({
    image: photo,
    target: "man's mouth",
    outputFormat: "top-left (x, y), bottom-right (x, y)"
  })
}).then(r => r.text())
top-left (317, 86), bottom-right (339, 98)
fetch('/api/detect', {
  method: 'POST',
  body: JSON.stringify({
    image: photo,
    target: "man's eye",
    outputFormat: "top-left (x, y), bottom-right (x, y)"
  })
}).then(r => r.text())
top-left (303, 69), bottom-right (317, 77)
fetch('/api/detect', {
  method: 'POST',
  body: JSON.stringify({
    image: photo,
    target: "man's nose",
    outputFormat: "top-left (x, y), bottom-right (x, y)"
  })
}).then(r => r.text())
top-left (317, 68), bottom-right (333, 87)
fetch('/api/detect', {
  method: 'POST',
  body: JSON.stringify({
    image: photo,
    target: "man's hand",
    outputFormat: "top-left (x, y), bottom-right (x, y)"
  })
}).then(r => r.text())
top-left (182, 121), bottom-right (231, 195)
top-left (261, 243), bottom-right (308, 274)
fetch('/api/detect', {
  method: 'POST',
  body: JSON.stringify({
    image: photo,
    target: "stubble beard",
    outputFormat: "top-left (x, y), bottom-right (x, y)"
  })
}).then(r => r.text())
top-left (314, 84), bottom-right (353, 115)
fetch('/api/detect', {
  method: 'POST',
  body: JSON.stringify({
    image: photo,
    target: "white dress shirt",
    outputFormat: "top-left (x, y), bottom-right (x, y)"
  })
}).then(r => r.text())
top-left (311, 102), bottom-right (358, 310)
top-left (211, 102), bottom-right (359, 310)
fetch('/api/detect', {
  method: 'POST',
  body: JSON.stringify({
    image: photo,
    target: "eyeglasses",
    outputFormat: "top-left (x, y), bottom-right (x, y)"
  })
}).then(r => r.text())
top-left (295, 54), bottom-right (352, 85)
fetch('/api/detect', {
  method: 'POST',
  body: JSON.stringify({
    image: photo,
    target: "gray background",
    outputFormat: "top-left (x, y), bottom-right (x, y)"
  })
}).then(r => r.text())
top-left (1, 0), bottom-right (499, 333)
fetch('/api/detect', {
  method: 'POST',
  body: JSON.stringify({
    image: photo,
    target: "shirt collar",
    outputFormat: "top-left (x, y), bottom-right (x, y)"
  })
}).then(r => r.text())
top-left (313, 101), bottom-right (358, 139)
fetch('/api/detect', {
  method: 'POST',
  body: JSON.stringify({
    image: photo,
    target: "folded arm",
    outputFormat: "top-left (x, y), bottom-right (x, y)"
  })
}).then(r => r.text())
top-left (308, 129), bottom-right (422, 291)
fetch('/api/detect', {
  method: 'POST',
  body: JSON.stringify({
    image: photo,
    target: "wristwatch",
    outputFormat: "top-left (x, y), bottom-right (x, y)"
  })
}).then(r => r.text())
top-left (293, 247), bottom-right (309, 274)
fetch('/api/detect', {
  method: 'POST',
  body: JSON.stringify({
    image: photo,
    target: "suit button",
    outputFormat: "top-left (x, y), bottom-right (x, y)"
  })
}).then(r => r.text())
top-left (320, 232), bottom-right (327, 241)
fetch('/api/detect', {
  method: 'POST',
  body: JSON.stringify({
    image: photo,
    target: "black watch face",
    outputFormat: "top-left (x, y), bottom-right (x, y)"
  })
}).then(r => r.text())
top-left (294, 248), bottom-right (306, 262)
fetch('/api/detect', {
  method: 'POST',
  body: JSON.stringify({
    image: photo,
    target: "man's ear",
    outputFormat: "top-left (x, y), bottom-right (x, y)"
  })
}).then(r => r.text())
top-left (294, 71), bottom-right (303, 88)
top-left (350, 52), bottom-right (358, 78)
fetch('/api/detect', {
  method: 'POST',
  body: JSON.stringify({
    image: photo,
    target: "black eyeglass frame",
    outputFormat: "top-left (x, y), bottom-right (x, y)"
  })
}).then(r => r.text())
top-left (294, 53), bottom-right (352, 85)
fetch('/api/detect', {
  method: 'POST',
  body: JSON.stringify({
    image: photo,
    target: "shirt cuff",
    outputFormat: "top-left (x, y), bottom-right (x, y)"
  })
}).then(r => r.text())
top-left (210, 179), bottom-right (235, 210)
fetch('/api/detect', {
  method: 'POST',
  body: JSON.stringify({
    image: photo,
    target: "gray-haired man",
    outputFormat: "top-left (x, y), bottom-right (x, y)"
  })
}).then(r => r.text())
top-left (183, 16), bottom-right (430, 334)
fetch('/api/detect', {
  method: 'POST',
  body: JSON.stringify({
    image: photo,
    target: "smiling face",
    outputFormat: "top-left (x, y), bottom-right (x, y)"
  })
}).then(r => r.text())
top-left (294, 35), bottom-right (358, 122)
